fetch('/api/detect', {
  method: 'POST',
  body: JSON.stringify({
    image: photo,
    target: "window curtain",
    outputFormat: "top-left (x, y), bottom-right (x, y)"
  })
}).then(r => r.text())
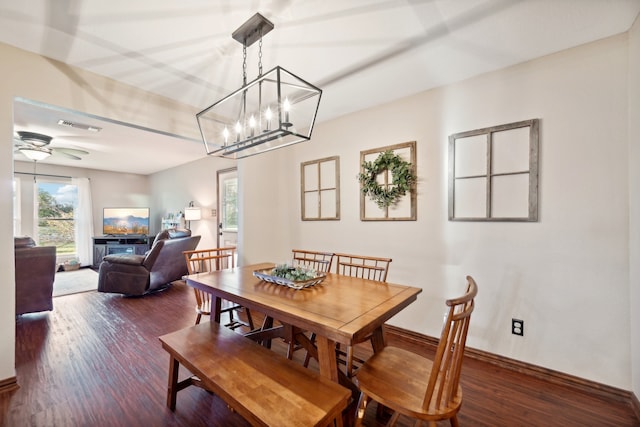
top-left (73, 177), bottom-right (94, 267)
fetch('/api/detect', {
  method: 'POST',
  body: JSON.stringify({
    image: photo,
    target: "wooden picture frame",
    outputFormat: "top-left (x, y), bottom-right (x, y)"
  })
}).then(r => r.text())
top-left (448, 119), bottom-right (539, 222)
top-left (360, 141), bottom-right (417, 221)
top-left (301, 156), bottom-right (340, 221)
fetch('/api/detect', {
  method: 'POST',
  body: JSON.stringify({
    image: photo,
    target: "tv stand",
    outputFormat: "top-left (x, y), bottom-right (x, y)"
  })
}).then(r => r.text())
top-left (92, 235), bottom-right (153, 268)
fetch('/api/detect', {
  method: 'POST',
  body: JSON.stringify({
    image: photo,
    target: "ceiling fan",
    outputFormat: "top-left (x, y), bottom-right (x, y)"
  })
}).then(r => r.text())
top-left (14, 131), bottom-right (89, 161)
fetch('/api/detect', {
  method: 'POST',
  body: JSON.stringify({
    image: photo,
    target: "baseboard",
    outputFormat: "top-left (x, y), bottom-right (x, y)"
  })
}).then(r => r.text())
top-left (384, 324), bottom-right (633, 404)
top-left (0, 376), bottom-right (19, 394)
top-left (632, 392), bottom-right (640, 421)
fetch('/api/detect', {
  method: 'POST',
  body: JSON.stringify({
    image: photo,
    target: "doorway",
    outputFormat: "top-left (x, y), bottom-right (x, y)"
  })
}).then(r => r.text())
top-left (217, 167), bottom-right (238, 250)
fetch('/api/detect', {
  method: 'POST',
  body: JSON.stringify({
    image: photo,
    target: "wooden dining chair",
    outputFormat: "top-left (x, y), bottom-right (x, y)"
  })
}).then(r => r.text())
top-left (354, 276), bottom-right (478, 427)
top-left (291, 249), bottom-right (335, 273)
top-left (273, 250), bottom-right (335, 359)
top-left (303, 252), bottom-right (392, 376)
top-left (183, 248), bottom-right (254, 330)
top-left (336, 252), bottom-right (392, 377)
top-left (335, 252), bottom-right (392, 282)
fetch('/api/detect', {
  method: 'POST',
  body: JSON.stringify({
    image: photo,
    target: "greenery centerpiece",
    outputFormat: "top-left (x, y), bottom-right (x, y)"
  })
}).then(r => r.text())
top-left (254, 263), bottom-right (326, 289)
top-left (357, 150), bottom-right (417, 208)
top-left (271, 263), bottom-right (318, 281)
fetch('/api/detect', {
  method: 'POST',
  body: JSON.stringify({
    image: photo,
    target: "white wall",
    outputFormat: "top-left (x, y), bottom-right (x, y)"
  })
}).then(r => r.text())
top-left (149, 156), bottom-right (237, 250)
top-left (239, 34), bottom-right (633, 389)
top-left (628, 14), bottom-right (640, 398)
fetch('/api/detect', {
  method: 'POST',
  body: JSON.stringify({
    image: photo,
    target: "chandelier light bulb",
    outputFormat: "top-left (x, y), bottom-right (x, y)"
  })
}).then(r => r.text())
top-left (249, 115), bottom-right (256, 137)
top-left (223, 127), bottom-right (230, 144)
top-left (264, 107), bottom-right (272, 131)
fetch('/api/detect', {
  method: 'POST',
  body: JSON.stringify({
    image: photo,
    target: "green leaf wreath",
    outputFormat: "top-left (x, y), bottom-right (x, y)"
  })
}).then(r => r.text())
top-left (357, 150), bottom-right (417, 209)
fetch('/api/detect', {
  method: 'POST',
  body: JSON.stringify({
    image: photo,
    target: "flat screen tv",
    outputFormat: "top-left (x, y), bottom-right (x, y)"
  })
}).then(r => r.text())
top-left (103, 207), bottom-right (150, 236)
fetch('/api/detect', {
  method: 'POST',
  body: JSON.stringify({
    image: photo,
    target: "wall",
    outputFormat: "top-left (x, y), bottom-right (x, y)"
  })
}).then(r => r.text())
top-left (149, 155), bottom-right (236, 250)
top-left (0, 42), bottom-right (199, 383)
top-left (236, 34), bottom-right (632, 388)
top-left (629, 14), bottom-right (640, 398)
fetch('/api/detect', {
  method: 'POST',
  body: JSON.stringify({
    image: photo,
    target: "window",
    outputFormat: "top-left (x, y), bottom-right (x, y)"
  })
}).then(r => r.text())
top-left (221, 176), bottom-right (238, 231)
top-left (37, 181), bottom-right (78, 258)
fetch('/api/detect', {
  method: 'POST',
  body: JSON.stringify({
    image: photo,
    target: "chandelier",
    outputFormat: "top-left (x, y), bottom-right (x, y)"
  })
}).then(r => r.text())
top-left (196, 13), bottom-right (322, 159)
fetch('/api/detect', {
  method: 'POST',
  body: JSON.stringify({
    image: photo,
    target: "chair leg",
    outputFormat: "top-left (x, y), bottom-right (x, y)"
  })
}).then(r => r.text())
top-left (346, 345), bottom-right (355, 378)
top-left (354, 392), bottom-right (369, 427)
top-left (449, 415), bottom-right (459, 427)
top-left (195, 312), bottom-right (202, 325)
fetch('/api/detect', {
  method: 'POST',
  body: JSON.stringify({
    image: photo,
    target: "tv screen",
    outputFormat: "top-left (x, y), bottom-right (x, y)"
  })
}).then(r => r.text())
top-left (103, 208), bottom-right (150, 236)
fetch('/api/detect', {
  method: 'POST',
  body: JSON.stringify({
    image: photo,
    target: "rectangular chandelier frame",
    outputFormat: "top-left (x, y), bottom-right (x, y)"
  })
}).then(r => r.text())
top-left (197, 65), bottom-right (322, 159)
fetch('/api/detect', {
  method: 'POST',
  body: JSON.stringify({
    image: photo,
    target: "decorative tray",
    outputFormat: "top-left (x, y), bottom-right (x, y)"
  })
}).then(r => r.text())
top-left (253, 267), bottom-right (326, 290)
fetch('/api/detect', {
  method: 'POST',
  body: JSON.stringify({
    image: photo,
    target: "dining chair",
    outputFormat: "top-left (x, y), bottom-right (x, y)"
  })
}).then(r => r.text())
top-left (336, 252), bottom-right (392, 377)
top-left (275, 249), bottom-right (335, 359)
top-left (303, 252), bottom-right (392, 377)
top-left (335, 252), bottom-right (391, 282)
top-left (354, 276), bottom-right (478, 427)
top-left (183, 248), bottom-right (254, 330)
top-left (291, 249), bottom-right (335, 273)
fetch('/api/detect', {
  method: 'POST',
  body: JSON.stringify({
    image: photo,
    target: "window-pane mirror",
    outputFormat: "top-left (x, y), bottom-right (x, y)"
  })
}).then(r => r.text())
top-left (448, 119), bottom-right (539, 221)
top-left (301, 156), bottom-right (340, 221)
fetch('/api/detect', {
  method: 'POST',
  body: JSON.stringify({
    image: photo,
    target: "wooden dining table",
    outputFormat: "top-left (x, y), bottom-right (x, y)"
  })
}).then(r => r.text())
top-left (185, 262), bottom-right (422, 387)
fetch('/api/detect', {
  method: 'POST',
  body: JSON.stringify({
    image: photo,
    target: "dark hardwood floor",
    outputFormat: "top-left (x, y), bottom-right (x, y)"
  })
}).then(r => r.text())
top-left (3, 282), bottom-right (638, 426)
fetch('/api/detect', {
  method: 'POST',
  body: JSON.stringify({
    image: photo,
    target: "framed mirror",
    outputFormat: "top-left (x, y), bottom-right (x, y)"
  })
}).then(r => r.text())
top-left (448, 119), bottom-right (539, 221)
top-left (301, 156), bottom-right (340, 221)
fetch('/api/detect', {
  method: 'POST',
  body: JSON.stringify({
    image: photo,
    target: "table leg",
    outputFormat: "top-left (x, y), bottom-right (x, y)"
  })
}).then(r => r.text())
top-left (370, 326), bottom-right (386, 353)
top-left (316, 335), bottom-right (339, 383)
top-left (212, 297), bottom-right (222, 323)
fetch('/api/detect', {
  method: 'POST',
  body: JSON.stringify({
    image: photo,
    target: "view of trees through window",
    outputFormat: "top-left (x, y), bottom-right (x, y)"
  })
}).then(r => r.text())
top-left (38, 182), bottom-right (77, 257)
top-left (222, 177), bottom-right (238, 231)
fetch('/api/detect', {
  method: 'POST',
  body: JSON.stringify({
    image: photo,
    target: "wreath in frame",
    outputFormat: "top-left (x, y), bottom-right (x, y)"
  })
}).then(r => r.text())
top-left (357, 150), bottom-right (417, 209)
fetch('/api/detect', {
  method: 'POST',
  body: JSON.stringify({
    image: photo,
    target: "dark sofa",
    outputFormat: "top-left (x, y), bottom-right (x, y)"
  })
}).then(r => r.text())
top-left (97, 229), bottom-right (200, 296)
top-left (15, 236), bottom-right (57, 315)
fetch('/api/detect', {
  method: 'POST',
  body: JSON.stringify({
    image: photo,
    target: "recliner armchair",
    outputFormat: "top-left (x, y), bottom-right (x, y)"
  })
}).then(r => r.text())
top-left (15, 236), bottom-right (57, 315)
top-left (97, 229), bottom-right (200, 296)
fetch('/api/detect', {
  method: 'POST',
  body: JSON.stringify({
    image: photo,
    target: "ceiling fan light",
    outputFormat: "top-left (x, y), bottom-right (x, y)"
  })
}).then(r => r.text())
top-left (19, 147), bottom-right (52, 161)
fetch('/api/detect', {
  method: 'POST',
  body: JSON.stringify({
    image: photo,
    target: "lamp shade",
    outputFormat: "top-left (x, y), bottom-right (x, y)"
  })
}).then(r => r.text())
top-left (19, 147), bottom-right (52, 161)
top-left (197, 66), bottom-right (321, 159)
top-left (184, 207), bottom-right (202, 221)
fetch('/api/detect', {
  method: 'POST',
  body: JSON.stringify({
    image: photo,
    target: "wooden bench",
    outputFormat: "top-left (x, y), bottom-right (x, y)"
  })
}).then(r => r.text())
top-left (159, 322), bottom-right (351, 427)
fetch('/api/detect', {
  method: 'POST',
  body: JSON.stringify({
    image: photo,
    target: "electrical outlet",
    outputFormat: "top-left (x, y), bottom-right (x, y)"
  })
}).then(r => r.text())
top-left (512, 318), bottom-right (524, 336)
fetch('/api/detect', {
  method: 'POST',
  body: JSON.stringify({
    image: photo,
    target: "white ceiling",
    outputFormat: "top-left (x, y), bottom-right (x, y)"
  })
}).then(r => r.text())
top-left (3, 0), bottom-right (639, 175)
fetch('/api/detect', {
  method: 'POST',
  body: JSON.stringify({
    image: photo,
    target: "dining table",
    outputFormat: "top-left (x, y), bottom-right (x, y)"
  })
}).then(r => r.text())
top-left (184, 262), bottom-right (422, 390)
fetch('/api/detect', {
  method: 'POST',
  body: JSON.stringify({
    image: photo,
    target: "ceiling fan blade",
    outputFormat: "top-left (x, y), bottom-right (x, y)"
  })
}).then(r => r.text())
top-left (52, 150), bottom-right (82, 160)
top-left (54, 147), bottom-right (89, 156)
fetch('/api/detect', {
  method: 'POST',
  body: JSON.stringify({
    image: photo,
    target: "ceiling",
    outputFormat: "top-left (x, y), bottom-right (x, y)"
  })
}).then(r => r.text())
top-left (2, 0), bottom-right (639, 175)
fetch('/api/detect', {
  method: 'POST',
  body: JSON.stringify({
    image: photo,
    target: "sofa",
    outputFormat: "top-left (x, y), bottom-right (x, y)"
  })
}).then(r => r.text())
top-left (97, 229), bottom-right (201, 296)
top-left (15, 236), bottom-right (57, 315)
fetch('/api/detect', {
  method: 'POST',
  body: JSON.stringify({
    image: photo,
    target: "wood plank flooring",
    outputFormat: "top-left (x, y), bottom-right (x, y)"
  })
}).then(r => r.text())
top-left (2, 282), bottom-right (638, 426)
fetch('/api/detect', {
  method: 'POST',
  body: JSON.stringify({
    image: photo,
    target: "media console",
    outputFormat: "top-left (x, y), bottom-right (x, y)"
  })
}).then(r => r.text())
top-left (92, 235), bottom-right (153, 269)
